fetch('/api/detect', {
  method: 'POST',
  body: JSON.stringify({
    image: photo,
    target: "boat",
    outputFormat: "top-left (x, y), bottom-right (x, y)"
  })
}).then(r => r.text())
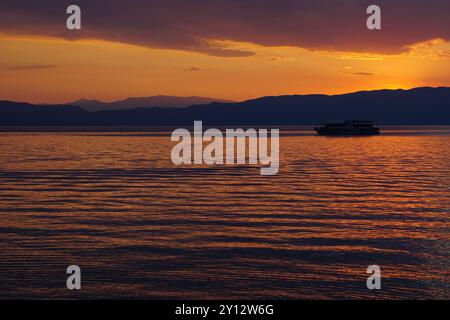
top-left (315, 120), bottom-right (380, 136)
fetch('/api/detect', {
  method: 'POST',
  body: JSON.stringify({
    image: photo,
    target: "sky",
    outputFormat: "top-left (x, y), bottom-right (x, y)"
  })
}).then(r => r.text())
top-left (0, 0), bottom-right (450, 103)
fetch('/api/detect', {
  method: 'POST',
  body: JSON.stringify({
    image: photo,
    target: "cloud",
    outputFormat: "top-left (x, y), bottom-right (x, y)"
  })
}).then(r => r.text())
top-left (182, 67), bottom-right (201, 72)
top-left (339, 55), bottom-right (384, 61)
top-left (268, 56), bottom-right (294, 62)
top-left (439, 50), bottom-right (450, 58)
top-left (343, 71), bottom-right (377, 76)
top-left (0, 0), bottom-right (449, 57)
top-left (4, 64), bottom-right (60, 71)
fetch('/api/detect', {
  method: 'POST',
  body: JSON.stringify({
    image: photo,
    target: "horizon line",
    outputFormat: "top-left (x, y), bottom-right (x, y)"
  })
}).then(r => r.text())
top-left (1, 86), bottom-right (450, 106)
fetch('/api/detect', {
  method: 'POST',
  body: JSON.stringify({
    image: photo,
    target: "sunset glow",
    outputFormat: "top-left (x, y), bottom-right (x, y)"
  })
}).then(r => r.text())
top-left (1, 35), bottom-right (449, 103)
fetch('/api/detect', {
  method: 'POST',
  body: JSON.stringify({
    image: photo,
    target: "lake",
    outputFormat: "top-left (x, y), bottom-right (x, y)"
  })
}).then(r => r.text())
top-left (0, 127), bottom-right (449, 299)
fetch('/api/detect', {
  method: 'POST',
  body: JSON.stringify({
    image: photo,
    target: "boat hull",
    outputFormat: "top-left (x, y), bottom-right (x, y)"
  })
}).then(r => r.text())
top-left (315, 128), bottom-right (380, 136)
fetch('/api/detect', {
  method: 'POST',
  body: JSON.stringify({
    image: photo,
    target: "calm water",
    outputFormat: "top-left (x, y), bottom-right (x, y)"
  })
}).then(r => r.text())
top-left (0, 128), bottom-right (449, 299)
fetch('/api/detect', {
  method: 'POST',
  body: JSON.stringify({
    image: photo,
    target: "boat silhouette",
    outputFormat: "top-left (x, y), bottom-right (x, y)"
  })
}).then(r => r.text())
top-left (315, 120), bottom-right (380, 136)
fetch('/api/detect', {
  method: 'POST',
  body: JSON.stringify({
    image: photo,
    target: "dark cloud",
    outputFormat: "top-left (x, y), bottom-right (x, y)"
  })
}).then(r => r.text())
top-left (0, 0), bottom-right (449, 57)
top-left (4, 64), bottom-right (60, 71)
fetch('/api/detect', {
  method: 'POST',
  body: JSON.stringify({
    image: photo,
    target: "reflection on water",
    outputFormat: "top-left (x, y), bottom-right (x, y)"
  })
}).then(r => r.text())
top-left (0, 128), bottom-right (449, 299)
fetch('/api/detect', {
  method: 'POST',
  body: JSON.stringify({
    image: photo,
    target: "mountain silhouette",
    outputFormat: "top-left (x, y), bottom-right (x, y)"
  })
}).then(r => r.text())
top-left (68, 96), bottom-right (235, 112)
top-left (0, 101), bottom-right (89, 125)
top-left (1, 87), bottom-right (449, 126)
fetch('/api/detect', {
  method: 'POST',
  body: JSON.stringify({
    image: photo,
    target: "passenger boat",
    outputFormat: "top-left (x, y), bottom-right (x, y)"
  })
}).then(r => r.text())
top-left (315, 120), bottom-right (380, 136)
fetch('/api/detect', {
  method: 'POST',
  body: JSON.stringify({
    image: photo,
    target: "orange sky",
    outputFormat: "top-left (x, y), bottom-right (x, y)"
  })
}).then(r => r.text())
top-left (1, 35), bottom-right (450, 103)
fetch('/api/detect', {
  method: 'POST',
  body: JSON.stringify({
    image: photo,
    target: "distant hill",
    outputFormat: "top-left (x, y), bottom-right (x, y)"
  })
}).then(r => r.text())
top-left (0, 101), bottom-right (89, 125)
top-left (68, 96), bottom-right (235, 112)
top-left (1, 87), bottom-right (450, 126)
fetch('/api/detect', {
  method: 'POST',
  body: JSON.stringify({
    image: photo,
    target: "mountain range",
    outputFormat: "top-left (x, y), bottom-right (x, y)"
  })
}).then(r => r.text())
top-left (67, 96), bottom-right (235, 112)
top-left (1, 87), bottom-right (449, 126)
